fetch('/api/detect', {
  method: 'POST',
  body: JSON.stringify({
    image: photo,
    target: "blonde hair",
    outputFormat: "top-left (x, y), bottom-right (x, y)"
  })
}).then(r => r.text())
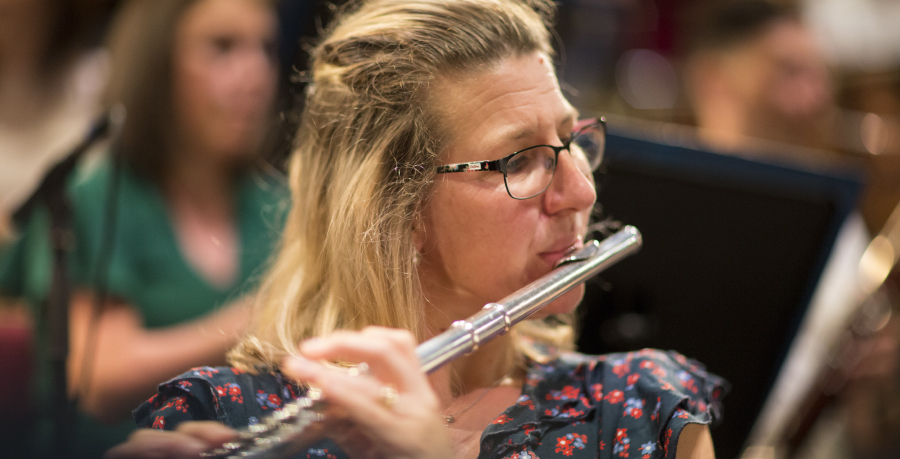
top-left (229, 0), bottom-right (566, 371)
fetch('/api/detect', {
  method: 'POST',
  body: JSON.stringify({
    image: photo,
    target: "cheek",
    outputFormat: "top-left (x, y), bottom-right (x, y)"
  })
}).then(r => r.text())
top-left (424, 184), bottom-right (540, 295)
top-left (185, 64), bottom-right (228, 112)
top-left (174, 60), bottom-right (218, 127)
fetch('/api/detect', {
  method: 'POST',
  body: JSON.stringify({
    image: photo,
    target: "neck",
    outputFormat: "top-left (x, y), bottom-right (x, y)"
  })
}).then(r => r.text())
top-left (420, 278), bottom-right (526, 398)
top-left (428, 332), bottom-right (521, 404)
top-left (163, 149), bottom-right (237, 216)
top-left (694, 96), bottom-right (753, 151)
top-left (162, 148), bottom-right (242, 288)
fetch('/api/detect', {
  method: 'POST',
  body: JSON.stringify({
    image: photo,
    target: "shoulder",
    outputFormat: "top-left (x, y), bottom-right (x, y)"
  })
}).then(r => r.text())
top-left (240, 168), bottom-right (290, 212)
top-left (540, 349), bottom-right (727, 404)
top-left (238, 167), bottom-right (291, 233)
top-left (526, 349), bottom-right (727, 458)
top-left (67, 155), bottom-right (157, 230)
top-left (68, 153), bottom-right (119, 204)
top-left (133, 366), bottom-right (302, 431)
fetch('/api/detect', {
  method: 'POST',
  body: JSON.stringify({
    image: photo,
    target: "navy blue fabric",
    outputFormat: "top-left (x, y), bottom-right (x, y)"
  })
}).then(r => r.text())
top-left (135, 349), bottom-right (727, 459)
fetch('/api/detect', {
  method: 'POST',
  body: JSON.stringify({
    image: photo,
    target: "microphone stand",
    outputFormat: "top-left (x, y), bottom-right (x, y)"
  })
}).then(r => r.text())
top-left (12, 112), bottom-right (114, 457)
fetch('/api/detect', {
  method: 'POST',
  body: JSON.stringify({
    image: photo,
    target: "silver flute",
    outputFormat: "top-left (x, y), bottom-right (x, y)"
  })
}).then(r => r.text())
top-left (204, 225), bottom-right (642, 459)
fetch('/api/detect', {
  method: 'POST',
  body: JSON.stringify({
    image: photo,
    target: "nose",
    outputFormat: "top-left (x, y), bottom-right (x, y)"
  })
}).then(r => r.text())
top-left (542, 148), bottom-right (596, 215)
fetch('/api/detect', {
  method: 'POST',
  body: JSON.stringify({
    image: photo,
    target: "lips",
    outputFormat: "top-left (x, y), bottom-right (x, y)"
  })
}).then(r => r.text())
top-left (538, 236), bottom-right (584, 267)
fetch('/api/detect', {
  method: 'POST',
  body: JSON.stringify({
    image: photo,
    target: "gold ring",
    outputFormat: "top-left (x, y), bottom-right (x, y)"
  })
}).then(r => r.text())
top-left (347, 362), bottom-right (369, 377)
top-left (379, 384), bottom-right (398, 409)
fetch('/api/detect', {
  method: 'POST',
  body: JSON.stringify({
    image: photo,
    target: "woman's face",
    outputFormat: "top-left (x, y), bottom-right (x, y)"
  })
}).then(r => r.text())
top-left (172, 0), bottom-right (278, 162)
top-left (416, 52), bottom-right (597, 325)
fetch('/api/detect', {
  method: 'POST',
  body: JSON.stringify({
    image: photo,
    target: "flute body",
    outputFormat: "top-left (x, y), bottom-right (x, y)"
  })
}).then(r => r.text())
top-left (203, 225), bottom-right (642, 459)
top-left (418, 225), bottom-right (642, 373)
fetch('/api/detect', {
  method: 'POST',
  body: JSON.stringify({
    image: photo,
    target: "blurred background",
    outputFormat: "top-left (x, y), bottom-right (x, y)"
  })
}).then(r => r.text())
top-left (5, 0), bottom-right (900, 232)
top-left (4, 0), bottom-right (900, 458)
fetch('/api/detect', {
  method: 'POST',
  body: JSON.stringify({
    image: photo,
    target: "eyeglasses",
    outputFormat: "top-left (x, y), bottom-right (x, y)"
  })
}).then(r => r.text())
top-left (435, 117), bottom-right (606, 200)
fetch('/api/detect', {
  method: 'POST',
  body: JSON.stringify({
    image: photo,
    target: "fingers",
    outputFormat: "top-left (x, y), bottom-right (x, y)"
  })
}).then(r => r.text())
top-left (103, 422), bottom-right (236, 459)
top-left (284, 354), bottom-right (419, 425)
top-left (176, 421), bottom-right (239, 447)
top-left (280, 326), bottom-right (445, 456)
top-left (293, 327), bottom-right (427, 393)
top-left (281, 355), bottom-right (448, 459)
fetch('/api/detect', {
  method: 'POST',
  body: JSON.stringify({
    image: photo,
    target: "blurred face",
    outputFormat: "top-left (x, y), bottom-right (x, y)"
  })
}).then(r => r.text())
top-left (416, 52), bottom-right (597, 325)
top-left (725, 20), bottom-right (832, 128)
top-left (172, 0), bottom-right (278, 162)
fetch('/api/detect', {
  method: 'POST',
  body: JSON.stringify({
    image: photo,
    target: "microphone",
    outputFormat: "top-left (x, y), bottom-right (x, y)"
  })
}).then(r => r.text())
top-left (6, 105), bottom-right (126, 456)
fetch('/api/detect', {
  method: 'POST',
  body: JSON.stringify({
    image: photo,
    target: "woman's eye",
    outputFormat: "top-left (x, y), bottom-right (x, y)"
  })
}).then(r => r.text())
top-left (543, 155), bottom-right (556, 170)
top-left (212, 36), bottom-right (236, 54)
top-left (506, 153), bottom-right (531, 174)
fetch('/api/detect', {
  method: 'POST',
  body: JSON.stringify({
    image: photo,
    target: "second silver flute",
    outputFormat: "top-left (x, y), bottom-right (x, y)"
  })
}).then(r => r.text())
top-left (203, 225), bottom-right (642, 459)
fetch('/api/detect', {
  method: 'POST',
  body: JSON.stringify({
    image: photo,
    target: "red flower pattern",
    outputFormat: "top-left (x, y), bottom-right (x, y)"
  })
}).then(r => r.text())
top-left (523, 424), bottom-right (536, 437)
top-left (590, 383), bottom-right (604, 401)
top-left (604, 389), bottom-right (624, 404)
top-left (228, 384), bottom-right (243, 403)
top-left (151, 415), bottom-right (165, 430)
top-left (614, 428), bottom-right (631, 458)
top-left (161, 395), bottom-right (188, 413)
top-left (663, 428), bottom-right (673, 456)
top-left (518, 398), bottom-right (535, 410)
top-left (136, 351), bottom-right (722, 459)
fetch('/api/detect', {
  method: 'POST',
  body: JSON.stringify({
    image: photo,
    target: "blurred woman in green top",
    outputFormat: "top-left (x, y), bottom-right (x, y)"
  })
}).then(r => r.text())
top-left (0, 0), bottom-right (288, 456)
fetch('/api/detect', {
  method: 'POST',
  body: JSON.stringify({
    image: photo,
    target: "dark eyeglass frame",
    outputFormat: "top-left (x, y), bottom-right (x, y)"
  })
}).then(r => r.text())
top-left (435, 117), bottom-right (607, 200)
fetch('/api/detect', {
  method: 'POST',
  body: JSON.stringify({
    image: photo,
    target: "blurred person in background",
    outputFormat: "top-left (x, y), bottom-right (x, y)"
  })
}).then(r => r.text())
top-left (1, 0), bottom-right (113, 424)
top-left (683, 2), bottom-right (900, 458)
top-left (838, 71), bottom-right (900, 246)
top-left (0, 0), bottom-right (114, 454)
top-left (0, 0), bottom-right (113, 239)
top-left (0, 0), bottom-right (288, 457)
top-left (682, 0), bottom-right (835, 152)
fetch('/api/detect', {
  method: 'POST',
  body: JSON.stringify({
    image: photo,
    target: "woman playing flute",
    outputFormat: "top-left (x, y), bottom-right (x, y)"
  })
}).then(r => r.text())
top-left (107, 0), bottom-right (725, 457)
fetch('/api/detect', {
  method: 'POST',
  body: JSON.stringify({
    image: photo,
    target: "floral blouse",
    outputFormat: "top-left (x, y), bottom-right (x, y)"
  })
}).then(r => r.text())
top-left (134, 349), bottom-right (727, 459)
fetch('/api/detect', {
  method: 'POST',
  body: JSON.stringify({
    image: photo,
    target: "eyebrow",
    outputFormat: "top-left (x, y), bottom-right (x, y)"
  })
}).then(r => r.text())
top-left (504, 112), bottom-right (580, 142)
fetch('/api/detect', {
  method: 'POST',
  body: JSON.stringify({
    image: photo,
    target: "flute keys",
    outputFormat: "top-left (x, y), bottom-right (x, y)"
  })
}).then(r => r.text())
top-left (201, 441), bottom-right (245, 458)
top-left (247, 423), bottom-right (271, 435)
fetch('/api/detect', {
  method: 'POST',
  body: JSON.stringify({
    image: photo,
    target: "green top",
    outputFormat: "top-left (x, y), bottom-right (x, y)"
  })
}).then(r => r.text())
top-left (0, 155), bottom-right (289, 458)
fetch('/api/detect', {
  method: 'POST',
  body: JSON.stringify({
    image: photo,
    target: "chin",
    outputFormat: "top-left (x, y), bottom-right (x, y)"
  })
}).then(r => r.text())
top-left (529, 284), bottom-right (584, 319)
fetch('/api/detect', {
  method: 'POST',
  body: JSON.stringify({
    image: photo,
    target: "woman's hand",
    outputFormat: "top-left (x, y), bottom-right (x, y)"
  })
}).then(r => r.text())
top-left (103, 421), bottom-right (237, 458)
top-left (282, 326), bottom-right (452, 459)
